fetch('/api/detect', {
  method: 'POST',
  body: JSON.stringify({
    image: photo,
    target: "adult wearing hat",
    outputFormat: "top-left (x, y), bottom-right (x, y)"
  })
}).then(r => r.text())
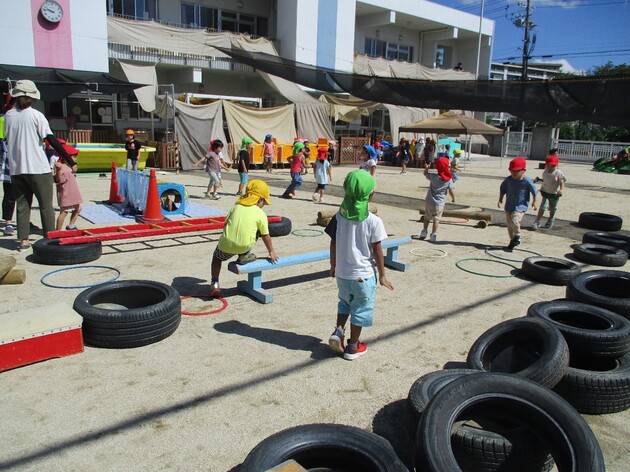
top-left (4, 80), bottom-right (74, 250)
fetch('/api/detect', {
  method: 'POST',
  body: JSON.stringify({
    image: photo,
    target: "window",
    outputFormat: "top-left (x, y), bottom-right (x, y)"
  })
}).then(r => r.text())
top-left (109, 0), bottom-right (157, 20)
top-left (435, 47), bottom-right (445, 68)
top-left (179, 4), bottom-right (265, 34)
top-left (365, 38), bottom-right (412, 61)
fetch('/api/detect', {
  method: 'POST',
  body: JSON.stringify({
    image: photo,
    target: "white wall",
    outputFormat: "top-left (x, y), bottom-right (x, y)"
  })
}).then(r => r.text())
top-left (0, 0), bottom-right (36, 66)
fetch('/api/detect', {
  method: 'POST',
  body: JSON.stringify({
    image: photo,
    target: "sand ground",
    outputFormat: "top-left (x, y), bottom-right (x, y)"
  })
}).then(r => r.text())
top-left (1, 155), bottom-right (629, 471)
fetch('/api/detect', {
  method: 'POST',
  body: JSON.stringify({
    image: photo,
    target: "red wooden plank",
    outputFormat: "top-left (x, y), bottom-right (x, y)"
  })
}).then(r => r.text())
top-left (0, 329), bottom-right (84, 372)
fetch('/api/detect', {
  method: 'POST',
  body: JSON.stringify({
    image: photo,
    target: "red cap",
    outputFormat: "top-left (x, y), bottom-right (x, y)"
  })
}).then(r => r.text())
top-left (316, 147), bottom-right (327, 160)
top-left (57, 138), bottom-right (79, 157)
top-left (545, 154), bottom-right (559, 166)
top-left (509, 157), bottom-right (527, 171)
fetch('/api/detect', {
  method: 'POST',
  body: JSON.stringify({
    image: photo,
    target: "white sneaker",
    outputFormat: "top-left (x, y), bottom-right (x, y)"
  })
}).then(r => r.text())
top-left (532, 220), bottom-right (540, 230)
top-left (430, 233), bottom-right (437, 242)
top-left (312, 193), bottom-right (319, 202)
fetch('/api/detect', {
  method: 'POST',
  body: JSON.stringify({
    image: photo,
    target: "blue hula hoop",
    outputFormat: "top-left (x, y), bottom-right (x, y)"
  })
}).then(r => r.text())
top-left (41, 265), bottom-right (121, 289)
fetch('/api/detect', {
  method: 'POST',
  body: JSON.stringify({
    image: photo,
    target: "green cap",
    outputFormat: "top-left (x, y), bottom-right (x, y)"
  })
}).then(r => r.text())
top-left (339, 169), bottom-right (375, 221)
top-left (241, 137), bottom-right (253, 150)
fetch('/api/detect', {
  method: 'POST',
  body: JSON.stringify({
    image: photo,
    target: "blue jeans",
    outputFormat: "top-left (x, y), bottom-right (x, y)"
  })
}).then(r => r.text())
top-left (285, 172), bottom-right (303, 195)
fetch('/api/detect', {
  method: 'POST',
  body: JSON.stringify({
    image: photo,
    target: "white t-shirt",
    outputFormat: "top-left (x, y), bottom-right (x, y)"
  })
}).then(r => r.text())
top-left (360, 158), bottom-right (377, 172)
top-left (333, 212), bottom-right (387, 280)
top-left (541, 169), bottom-right (566, 195)
top-left (5, 107), bottom-right (53, 175)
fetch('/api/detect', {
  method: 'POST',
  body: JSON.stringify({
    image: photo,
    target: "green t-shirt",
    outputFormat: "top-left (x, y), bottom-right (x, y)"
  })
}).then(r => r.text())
top-left (218, 204), bottom-right (269, 254)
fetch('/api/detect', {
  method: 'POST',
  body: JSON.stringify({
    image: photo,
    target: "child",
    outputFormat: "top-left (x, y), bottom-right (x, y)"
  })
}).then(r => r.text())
top-left (532, 151), bottom-right (566, 229)
top-left (359, 144), bottom-right (377, 177)
top-left (282, 141), bottom-right (305, 199)
top-left (418, 157), bottom-right (455, 242)
top-left (311, 147), bottom-right (332, 203)
top-left (325, 170), bottom-right (394, 360)
top-left (237, 137), bottom-right (253, 196)
top-left (209, 180), bottom-right (278, 297)
top-left (450, 148), bottom-right (462, 183)
top-left (195, 139), bottom-right (229, 199)
top-left (327, 140), bottom-right (336, 164)
top-left (396, 138), bottom-right (411, 174)
top-left (51, 139), bottom-right (83, 231)
top-left (302, 140), bottom-right (311, 174)
top-left (124, 129), bottom-right (141, 171)
top-left (263, 134), bottom-right (276, 173)
top-left (498, 157), bottom-right (538, 250)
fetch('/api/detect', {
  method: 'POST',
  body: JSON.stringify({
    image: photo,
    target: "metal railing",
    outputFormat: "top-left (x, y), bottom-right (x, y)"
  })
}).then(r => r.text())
top-left (553, 140), bottom-right (630, 163)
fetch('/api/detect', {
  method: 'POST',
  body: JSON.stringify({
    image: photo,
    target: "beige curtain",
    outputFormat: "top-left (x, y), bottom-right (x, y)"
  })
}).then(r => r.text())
top-left (353, 54), bottom-right (476, 80)
top-left (118, 61), bottom-right (158, 112)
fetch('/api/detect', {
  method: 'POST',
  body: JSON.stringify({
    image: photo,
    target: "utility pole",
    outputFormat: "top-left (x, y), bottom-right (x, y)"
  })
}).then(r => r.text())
top-left (521, 0), bottom-right (532, 81)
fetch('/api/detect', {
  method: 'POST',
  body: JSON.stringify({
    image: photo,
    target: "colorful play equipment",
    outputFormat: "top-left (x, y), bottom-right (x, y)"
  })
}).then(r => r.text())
top-left (73, 143), bottom-right (155, 173)
top-left (157, 183), bottom-right (187, 217)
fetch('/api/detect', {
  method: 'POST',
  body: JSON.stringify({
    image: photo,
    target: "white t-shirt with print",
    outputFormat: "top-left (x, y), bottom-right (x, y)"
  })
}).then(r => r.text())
top-left (541, 169), bottom-right (566, 194)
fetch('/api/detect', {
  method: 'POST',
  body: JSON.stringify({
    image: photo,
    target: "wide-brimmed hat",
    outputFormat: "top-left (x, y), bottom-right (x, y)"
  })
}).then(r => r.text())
top-left (237, 180), bottom-right (271, 206)
top-left (11, 80), bottom-right (40, 100)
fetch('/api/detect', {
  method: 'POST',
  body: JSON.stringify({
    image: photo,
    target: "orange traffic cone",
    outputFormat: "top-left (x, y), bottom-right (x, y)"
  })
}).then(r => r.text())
top-left (137, 168), bottom-right (165, 223)
top-left (108, 161), bottom-right (124, 204)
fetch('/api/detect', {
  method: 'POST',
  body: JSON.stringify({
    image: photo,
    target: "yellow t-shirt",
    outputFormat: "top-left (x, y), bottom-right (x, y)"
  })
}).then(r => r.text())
top-left (217, 204), bottom-right (269, 254)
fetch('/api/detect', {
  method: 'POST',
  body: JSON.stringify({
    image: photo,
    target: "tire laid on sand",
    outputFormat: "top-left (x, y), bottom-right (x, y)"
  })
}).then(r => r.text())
top-left (527, 300), bottom-right (630, 358)
top-left (554, 352), bottom-right (630, 415)
top-left (521, 256), bottom-right (581, 286)
top-left (408, 369), bottom-right (552, 472)
top-left (466, 317), bottom-right (569, 388)
top-left (578, 212), bottom-right (623, 231)
top-left (572, 243), bottom-right (628, 267)
top-left (415, 372), bottom-right (605, 472)
top-left (582, 231), bottom-right (630, 252)
top-left (33, 238), bottom-right (102, 265)
top-left (566, 270), bottom-right (630, 320)
top-left (73, 280), bottom-right (181, 349)
top-left (239, 423), bottom-right (408, 472)
top-left (268, 216), bottom-right (292, 237)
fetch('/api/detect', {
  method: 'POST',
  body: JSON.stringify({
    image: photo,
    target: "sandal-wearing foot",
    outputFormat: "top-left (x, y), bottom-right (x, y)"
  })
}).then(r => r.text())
top-left (18, 243), bottom-right (31, 251)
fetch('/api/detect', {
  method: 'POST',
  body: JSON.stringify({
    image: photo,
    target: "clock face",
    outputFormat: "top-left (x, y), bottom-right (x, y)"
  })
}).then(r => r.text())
top-left (40, 1), bottom-right (63, 23)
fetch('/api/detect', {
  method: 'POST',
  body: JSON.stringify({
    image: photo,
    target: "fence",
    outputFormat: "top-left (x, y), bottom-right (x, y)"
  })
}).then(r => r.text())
top-left (504, 131), bottom-right (532, 157)
top-left (338, 137), bottom-right (370, 165)
top-left (553, 140), bottom-right (630, 163)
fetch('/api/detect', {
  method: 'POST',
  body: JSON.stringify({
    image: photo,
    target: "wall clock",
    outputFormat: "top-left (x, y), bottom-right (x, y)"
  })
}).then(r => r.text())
top-left (40, 1), bottom-right (63, 23)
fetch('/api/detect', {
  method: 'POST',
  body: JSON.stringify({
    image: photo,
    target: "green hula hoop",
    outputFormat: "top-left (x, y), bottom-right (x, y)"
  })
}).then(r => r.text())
top-left (484, 247), bottom-right (542, 263)
top-left (455, 258), bottom-right (518, 278)
top-left (291, 229), bottom-right (324, 237)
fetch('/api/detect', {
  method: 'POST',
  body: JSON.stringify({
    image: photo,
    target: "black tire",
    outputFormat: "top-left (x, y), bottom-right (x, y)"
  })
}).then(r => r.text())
top-left (407, 369), bottom-right (552, 472)
top-left (578, 212), bottom-right (623, 231)
top-left (566, 269), bottom-right (630, 320)
top-left (33, 238), bottom-right (102, 265)
top-left (416, 372), bottom-right (605, 472)
top-left (466, 317), bottom-right (569, 388)
top-left (582, 231), bottom-right (630, 252)
top-left (527, 300), bottom-right (630, 358)
top-left (554, 352), bottom-right (630, 415)
top-left (267, 216), bottom-right (292, 237)
top-left (618, 168), bottom-right (630, 175)
top-left (573, 243), bottom-right (628, 267)
top-left (240, 423), bottom-right (408, 471)
top-left (73, 280), bottom-right (181, 349)
top-left (521, 256), bottom-right (581, 286)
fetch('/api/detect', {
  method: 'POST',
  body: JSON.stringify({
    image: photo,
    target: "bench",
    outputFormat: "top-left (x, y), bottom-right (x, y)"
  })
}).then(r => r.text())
top-left (228, 236), bottom-right (412, 303)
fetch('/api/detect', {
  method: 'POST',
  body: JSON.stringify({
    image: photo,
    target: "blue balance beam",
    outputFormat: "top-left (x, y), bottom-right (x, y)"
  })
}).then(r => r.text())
top-left (227, 236), bottom-right (412, 304)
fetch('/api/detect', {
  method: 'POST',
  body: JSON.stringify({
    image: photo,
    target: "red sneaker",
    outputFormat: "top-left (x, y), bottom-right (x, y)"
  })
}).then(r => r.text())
top-left (344, 342), bottom-right (368, 360)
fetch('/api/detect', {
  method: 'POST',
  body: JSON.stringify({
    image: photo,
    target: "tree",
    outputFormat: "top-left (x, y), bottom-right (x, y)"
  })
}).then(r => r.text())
top-left (589, 62), bottom-right (630, 77)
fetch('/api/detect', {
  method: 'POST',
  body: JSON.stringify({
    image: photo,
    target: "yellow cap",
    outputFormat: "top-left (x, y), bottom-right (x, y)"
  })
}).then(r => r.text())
top-left (126, 129), bottom-right (134, 135)
top-left (237, 180), bottom-right (271, 206)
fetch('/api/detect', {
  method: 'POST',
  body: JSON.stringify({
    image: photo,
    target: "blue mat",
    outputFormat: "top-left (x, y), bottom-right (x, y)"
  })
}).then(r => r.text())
top-left (80, 201), bottom-right (226, 225)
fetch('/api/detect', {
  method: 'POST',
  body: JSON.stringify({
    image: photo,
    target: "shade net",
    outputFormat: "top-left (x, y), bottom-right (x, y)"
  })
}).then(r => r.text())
top-left (216, 48), bottom-right (630, 127)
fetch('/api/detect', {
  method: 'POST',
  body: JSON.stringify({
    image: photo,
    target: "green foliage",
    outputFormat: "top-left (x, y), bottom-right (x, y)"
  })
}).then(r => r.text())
top-left (589, 62), bottom-right (630, 77)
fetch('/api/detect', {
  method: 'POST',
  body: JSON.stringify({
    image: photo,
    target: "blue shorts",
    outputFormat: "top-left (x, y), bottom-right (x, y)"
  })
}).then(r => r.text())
top-left (336, 276), bottom-right (377, 327)
top-left (239, 172), bottom-right (248, 185)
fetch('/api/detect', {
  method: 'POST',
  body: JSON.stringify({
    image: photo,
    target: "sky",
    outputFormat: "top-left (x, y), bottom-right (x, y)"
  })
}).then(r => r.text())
top-left (431, 0), bottom-right (630, 73)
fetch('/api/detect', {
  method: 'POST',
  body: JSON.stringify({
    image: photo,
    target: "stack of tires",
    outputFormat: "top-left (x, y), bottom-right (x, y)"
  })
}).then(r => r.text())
top-left (574, 212), bottom-right (629, 267)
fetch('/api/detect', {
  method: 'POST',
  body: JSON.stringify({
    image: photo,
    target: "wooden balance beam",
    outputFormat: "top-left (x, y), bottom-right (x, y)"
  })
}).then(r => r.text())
top-left (228, 236), bottom-right (412, 304)
top-left (419, 208), bottom-right (491, 228)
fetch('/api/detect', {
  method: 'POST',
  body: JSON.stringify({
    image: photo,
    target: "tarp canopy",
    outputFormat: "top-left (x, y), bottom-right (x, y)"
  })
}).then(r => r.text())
top-left (0, 64), bottom-right (142, 102)
top-left (353, 54), bottom-right (475, 81)
top-left (400, 111), bottom-right (504, 135)
top-left (216, 48), bottom-right (630, 127)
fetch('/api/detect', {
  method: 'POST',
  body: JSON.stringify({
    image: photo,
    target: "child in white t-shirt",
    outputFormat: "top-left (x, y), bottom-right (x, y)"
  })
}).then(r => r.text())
top-left (532, 150), bottom-right (566, 229)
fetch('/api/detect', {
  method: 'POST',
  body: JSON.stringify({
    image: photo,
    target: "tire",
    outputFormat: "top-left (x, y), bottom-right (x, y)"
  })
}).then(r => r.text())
top-left (407, 369), bottom-right (552, 472)
top-left (618, 168), bottom-right (630, 175)
top-left (582, 231), bottom-right (630, 252)
top-left (73, 280), bottom-right (181, 348)
top-left (240, 423), bottom-right (408, 471)
top-left (554, 352), bottom-right (630, 415)
top-left (578, 212), bottom-right (623, 231)
top-left (267, 216), bottom-right (292, 237)
top-left (33, 238), bottom-right (102, 265)
top-left (415, 372), bottom-right (605, 472)
top-left (527, 300), bottom-right (630, 358)
top-left (572, 243), bottom-right (628, 267)
top-left (566, 269), bottom-right (630, 320)
top-left (466, 317), bottom-right (569, 388)
top-left (521, 256), bottom-right (581, 286)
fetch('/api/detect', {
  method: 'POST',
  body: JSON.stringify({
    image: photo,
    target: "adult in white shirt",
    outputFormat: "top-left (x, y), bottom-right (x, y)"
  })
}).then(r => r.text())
top-left (4, 80), bottom-right (73, 250)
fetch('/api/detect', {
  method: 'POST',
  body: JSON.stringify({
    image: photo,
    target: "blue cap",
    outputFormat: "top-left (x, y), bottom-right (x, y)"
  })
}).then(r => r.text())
top-left (265, 134), bottom-right (272, 141)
